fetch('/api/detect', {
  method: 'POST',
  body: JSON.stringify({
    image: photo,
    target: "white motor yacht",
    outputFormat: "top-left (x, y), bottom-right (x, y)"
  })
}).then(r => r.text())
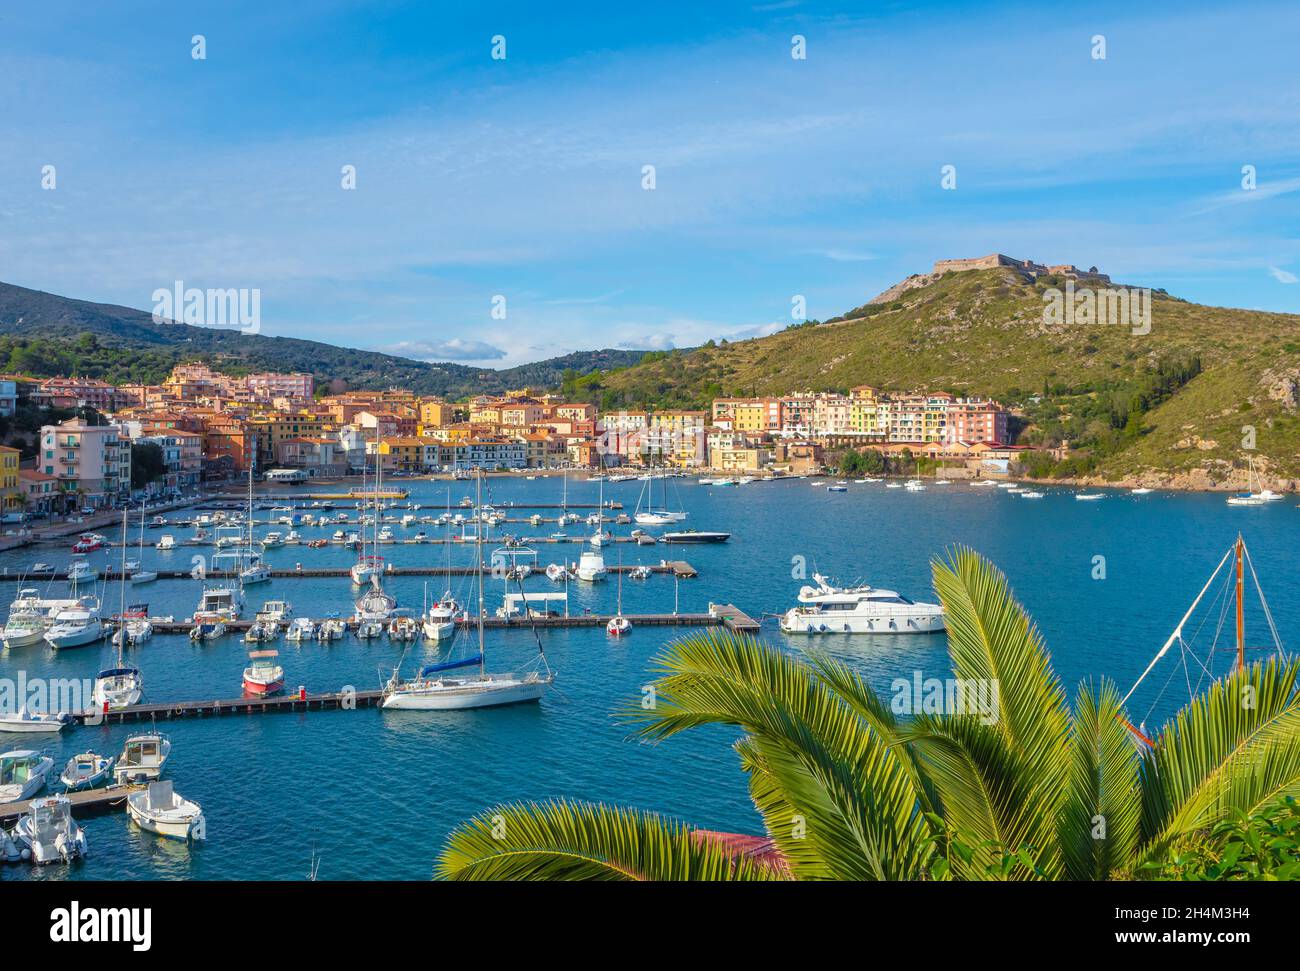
top-left (2, 612), bottom-right (47, 649)
top-left (44, 600), bottom-right (104, 649)
top-left (576, 550), bottom-right (607, 582)
top-left (779, 573), bottom-right (946, 635)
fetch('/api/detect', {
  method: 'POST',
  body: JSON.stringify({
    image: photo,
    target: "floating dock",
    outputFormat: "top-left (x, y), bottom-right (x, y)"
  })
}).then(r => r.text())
top-left (69, 605), bottom-right (760, 724)
top-left (0, 783), bottom-right (145, 827)
top-left (146, 606), bottom-right (739, 635)
top-left (70, 688), bottom-right (386, 725)
top-left (2, 561), bottom-right (699, 582)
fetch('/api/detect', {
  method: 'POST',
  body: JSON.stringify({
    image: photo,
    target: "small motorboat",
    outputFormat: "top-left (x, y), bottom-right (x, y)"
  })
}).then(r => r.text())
top-left (240, 560), bottom-right (272, 585)
top-left (629, 565), bottom-right (653, 580)
top-left (0, 707), bottom-right (71, 734)
top-left (243, 650), bottom-right (285, 695)
top-left (257, 600), bottom-right (293, 625)
top-left (127, 780), bottom-right (205, 841)
top-left (661, 530), bottom-right (730, 544)
top-left (1130, 487), bottom-right (1154, 495)
top-left (260, 531), bottom-right (286, 549)
top-left (0, 749), bottom-right (55, 802)
top-left (65, 559), bottom-right (99, 584)
top-left (1075, 493), bottom-right (1105, 501)
top-left (114, 732), bottom-right (171, 783)
top-left (355, 618), bottom-right (385, 639)
top-left (60, 752), bottom-right (116, 791)
top-left (71, 534), bottom-right (104, 554)
top-left (387, 610), bottom-right (419, 642)
top-left (13, 795), bottom-right (87, 864)
top-left (284, 617), bottom-right (316, 641)
top-left (155, 534), bottom-right (177, 550)
top-left (189, 616), bottom-right (226, 640)
top-left (545, 563), bottom-right (568, 582)
top-left (316, 617), bottom-right (346, 641)
top-left (244, 621), bottom-right (277, 643)
top-left (826, 485), bottom-right (848, 492)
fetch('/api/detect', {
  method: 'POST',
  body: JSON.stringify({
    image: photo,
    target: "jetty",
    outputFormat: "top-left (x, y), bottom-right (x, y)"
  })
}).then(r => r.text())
top-left (2, 561), bottom-right (700, 582)
top-left (70, 687), bottom-right (386, 725)
top-left (145, 604), bottom-right (749, 635)
top-left (0, 783), bottom-right (145, 827)
top-left (69, 605), bottom-right (761, 723)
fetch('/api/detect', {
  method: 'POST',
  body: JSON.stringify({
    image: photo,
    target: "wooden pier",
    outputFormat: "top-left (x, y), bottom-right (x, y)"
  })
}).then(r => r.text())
top-left (2, 560), bottom-right (699, 582)
top-left (147, 608), bottom-right (730, 635)
top-left (70, 687), bottom-right (386, 725)
top-left (0, 783), bottom-right (145, 827)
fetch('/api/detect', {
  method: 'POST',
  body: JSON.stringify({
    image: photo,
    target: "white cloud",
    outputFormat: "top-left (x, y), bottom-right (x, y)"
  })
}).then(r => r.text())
top-left (1269, 266), bottom-right (1298, 284)
top-left (381, 339), bottom-right (507, 362)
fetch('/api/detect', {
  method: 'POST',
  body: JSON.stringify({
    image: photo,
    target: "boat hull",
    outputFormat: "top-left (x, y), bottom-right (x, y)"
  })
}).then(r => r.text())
top-left (780, 609), bottom-right (946, 635)
top-left (128, 802), bottom-right (205, 840)
top-left (44, 623), bottom-right (104, 649)
top-left (381, 676), bottom-right (549, 710)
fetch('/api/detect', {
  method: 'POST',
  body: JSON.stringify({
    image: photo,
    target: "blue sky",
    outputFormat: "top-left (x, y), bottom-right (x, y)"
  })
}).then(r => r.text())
top-left (2, 0), bottom-right (1298, 367)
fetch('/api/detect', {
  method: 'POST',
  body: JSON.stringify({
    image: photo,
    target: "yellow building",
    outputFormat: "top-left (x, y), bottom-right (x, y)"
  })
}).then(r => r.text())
top-left (419, 400), bottom-right (456, 428)
top-left (248, 413), bottom-right (330, 467)
top-left (0, 445), bottom-right (20, 510)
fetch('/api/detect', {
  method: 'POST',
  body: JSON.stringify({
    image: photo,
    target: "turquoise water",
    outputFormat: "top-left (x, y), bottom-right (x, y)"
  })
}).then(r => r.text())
top-left (1, 476), bottom-right (1295, 881)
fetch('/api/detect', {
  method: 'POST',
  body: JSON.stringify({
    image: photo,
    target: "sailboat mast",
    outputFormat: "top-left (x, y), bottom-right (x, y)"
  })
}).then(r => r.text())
top-left (476, 468), bottom-right (485, 674)
top-left (1235, 534), bottom-right (1245, 672)
top-left (118, 508), bottom-right (128, 655)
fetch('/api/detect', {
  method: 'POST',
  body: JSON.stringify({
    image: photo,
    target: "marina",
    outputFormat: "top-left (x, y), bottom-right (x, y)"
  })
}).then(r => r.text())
top-left (2, 474), bottom-right (1297, 880)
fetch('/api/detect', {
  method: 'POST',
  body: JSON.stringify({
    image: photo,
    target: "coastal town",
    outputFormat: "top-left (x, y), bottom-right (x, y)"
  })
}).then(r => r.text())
top-left (0, 362), bottom-right (1028, 517)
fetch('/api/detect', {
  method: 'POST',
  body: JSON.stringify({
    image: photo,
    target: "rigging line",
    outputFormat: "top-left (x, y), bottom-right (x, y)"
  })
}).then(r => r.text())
top-left (1143, 639), bottom-right (1186, 727)
top-left (1118, 543), bottom-right (1234, 710)
top-left (1242, 544), bottom-right (1286, 658)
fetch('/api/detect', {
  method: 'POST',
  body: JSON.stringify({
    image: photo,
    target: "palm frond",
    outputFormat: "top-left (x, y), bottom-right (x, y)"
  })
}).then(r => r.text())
top-left (1060, 679), bottom-right (1142, 879)
top-left (436, 799), bottom-right (784, 881)
top-left (901, 714), bottom-right (1058, 878)
top-left (1139, 656), bottom-right (1300, 860)
top-left (623, 629), bottom-right (935, 879)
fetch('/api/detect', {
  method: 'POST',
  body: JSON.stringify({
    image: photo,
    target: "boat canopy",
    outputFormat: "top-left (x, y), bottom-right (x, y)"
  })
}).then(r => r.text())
top-left (420, 654), bottom-right (483, 676)
top-left (96, 667), bottom-right (141, 678)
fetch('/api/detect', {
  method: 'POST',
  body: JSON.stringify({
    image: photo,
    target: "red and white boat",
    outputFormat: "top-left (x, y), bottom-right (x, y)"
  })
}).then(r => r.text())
top-left (71, 534), bottom-right (105, 554)
top-left (242, 650), bottom-right (284, 695)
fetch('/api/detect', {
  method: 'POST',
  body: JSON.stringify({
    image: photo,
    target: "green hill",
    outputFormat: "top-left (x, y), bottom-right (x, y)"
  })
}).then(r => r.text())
top-left (584, 267), bottom-right (1300, 487)
top-left (0, 280), bottom-right (647, 398)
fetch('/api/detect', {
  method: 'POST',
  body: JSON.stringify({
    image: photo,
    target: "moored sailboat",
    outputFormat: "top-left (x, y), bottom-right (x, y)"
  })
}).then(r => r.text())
top-left (381, 470), bottom-right (553, 711)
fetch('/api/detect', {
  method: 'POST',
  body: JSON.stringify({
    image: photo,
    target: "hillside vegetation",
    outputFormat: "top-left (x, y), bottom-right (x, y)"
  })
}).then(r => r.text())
top-left (0, 281), bottom-right (645, 398)
top-left (583, 268), bottom-right (1300, 486)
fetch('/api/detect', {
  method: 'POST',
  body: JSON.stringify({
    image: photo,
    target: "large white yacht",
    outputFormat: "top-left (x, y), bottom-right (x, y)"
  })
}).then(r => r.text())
top-left (44, 598), bottom-right (105, 649)
top-left (779, 574), bottom-right (946, 635)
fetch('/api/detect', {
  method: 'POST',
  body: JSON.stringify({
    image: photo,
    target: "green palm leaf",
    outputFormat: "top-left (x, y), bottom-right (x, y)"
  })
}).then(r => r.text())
top-left (624, 629), bottom-right (935, 879)
top-left (931, 547), bottom-right (1072, 876)
top-left (1139, 656), bottom-right (1300, 860)
top-left (436, 799), bottom-right (784, 881)
top-left (1060, 679), bottom-right (1142, 879)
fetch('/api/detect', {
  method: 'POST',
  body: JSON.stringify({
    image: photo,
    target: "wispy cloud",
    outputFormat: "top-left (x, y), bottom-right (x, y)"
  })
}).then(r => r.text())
top-left (1269, 266), bottom-right (1298, 284)
top-left (381, 339), bottom-right (507, 362)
